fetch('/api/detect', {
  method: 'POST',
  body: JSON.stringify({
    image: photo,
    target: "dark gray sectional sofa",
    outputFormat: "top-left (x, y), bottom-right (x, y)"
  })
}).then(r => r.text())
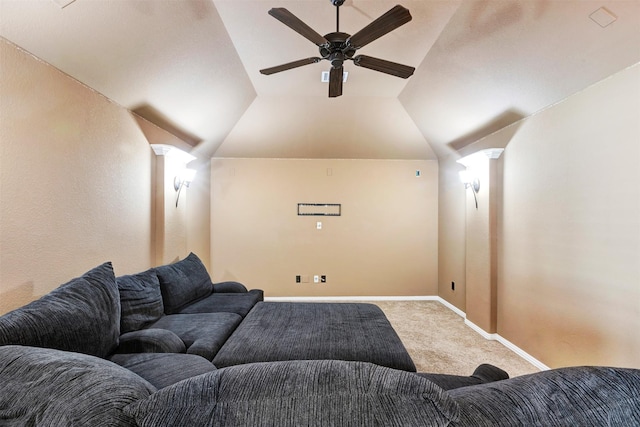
top-left (1, 254), bottom-right (639, 426)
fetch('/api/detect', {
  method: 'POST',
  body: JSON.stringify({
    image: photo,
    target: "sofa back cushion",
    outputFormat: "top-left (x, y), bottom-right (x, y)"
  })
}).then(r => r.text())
top-left (0, 262), bottom-right (121, 359)
top-left (0, 345), bottom-right (155, 426)
top-left (125, 360), bottom-right (460, 426)
top-left (117, 269), bottom-right (165, 333)
top-left (447, 366), bottom-right (640, 426)
top-left (154, 253), bottom-right (213, 314)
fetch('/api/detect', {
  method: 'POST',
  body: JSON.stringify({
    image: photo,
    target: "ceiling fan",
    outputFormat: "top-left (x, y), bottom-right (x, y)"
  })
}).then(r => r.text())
top-left (260, 0), bottom-right (415, 98)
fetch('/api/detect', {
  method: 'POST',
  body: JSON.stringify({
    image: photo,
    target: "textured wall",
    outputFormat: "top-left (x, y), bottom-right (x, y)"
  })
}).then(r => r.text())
top-left (210, 158), bottom-right (438, 296)
top-left (0, 41), bottom-right (153, 314)
top-left (437, 155), bottom-right (467, 311)
top-left (498, 64), bottom-right (640, 369)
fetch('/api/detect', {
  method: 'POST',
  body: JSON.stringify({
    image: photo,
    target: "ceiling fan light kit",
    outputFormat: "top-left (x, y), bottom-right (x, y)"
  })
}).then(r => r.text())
top-left (260, 1), bottom-right (416, 97)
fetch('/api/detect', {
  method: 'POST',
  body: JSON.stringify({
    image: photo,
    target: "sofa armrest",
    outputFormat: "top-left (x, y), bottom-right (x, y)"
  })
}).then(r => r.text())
top-left (115, 329), bottom-right (186, 354)
top-left (416, 364), bottom-right (509, 391)
top-left (248, 288), bottom-right (264, 302)
top-left (212, 281), bottom-right (248, 293)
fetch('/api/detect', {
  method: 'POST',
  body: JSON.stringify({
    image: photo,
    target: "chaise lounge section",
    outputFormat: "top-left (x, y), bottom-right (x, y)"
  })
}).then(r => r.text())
top-left (212, 301), bottom-right (417, 371)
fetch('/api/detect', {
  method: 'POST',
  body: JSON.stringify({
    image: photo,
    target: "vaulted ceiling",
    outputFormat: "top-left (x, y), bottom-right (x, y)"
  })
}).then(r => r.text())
top-left (1, 0), bottom-right (639, 161)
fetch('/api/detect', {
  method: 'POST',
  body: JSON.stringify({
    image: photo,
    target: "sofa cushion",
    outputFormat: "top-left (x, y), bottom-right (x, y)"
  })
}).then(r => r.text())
top-left (155, 253), bottom-right (213, 314)
top-left (110, 352), bottom-right (217, 389)
top-left (117, 328), bottom-right (186, 354)
top-left (0, 345), bottom-right (155, 426)
top-left (149, 313), bottom-right (242, 361)
top-left (417, 364), bottom-right (509, 391)
top-left (0, 262), bottom-right (120, 359)
top-left (117, 269), bottom-right (165, 333)
top-left (447, 366), bottom-right (640, 426)
top-left (125, 360), bottom-right (460, 427)
top-left (176, 290), bottom-right (263, 317)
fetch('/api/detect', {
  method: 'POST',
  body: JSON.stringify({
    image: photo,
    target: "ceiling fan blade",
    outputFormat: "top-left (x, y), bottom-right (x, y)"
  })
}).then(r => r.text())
top-left (353, 55), bottom-right (415, 78)
top-left (260, 57), bottom-right (322, 75)
top-left (328, 66), bottom-right (343, 98)
top-left (268, 8), bottom-right (328, 46)
top-left (347, 5), bottom-right (412, 49)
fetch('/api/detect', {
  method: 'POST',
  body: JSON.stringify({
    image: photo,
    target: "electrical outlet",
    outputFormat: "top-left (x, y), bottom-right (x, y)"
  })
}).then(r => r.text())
top-left (321, 275), bottom-right (326, 283)
top-left (296, 275), bottom-right (301, 283)
top-left (313, 275), bottom-right (319, 283)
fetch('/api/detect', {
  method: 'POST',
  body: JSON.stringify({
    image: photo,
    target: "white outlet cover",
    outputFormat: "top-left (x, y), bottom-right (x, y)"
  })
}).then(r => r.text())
top-left (316, 221), bottom-right (322, 230)
top-left (314, 275), bottom-right (319, 283)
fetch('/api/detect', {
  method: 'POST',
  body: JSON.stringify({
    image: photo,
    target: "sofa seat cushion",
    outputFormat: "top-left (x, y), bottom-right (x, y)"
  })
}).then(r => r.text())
top-left (155, 253), bottom-right (214, 314)
top-left (117, 269), bottom-right (165, 333)
top-left (110, 352), bottom-right (217, 389)
top-left (176, 289), bottom-right (263, 317)
top-left (125, 360), bottom-right (459, 427)
top-left (0, 262), bottom-right (120, 359)
top-left (213, 302), bottom-right (416, 372)
top-left (0, 345), bottom-right (155, 426)
top-left (149, 313), bottom-right (242, 361)
top-left (447, 366), bottom-right (640, 426)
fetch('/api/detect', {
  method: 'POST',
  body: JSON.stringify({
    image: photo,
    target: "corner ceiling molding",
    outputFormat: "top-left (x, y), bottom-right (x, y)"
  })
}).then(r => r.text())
top-left (456, 148), bottom-right (504, 168)
top-left (150, 144), bottom-right (197, 164)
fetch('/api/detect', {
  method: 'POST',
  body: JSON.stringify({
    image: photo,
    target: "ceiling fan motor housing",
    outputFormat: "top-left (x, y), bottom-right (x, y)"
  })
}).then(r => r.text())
top-left (320, 32), bottom-right (356, 68)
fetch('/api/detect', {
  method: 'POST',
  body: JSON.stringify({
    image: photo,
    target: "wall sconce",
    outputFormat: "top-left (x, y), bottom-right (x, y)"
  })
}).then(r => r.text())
top-left (174, 168), bottom-right (197, 207)
top-left (459, 170), bottom-right (480, 209)
top-left (456, 148), bottom-right (503, 210)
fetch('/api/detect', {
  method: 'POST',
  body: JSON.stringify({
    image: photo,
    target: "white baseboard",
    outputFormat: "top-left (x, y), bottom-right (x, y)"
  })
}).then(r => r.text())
top-left (264, 295), bottom-right (440, 302)
top-left (435, 296), bottom-right (466, 318)
top-left (494, 335), bottom-right (550, 371)
top-left (263, 295), bottom-right (550, 371)
top-left (464, 318), bottom-right (550, 371)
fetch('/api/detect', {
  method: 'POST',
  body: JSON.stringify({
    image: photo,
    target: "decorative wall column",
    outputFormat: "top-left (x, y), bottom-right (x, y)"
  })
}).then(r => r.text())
top-left (458, 149), bottom-right (503, 334)
top-left (150, 144), bottom-right (196, 265)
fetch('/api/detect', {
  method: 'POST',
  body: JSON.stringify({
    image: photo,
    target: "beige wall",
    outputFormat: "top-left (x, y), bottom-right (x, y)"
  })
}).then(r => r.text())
top-left (186, 158), bottom-right (212, 271)
top-left (210, 158), bottom-right (438, 296)
top-left (0, 40), bottom-right (208, 314)
top-left (437, 155), bottom-right (466, 310)
top-left (498, 64), bottom-right (640, 368)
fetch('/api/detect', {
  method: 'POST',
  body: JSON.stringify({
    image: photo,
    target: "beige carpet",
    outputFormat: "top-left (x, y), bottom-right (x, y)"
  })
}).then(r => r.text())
top-left (371, 300), bottom-right (541, 378)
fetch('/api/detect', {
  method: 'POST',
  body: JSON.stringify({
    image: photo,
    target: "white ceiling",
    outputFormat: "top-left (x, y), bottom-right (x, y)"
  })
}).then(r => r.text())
top-left (1, 0), bottom-right (639, 160)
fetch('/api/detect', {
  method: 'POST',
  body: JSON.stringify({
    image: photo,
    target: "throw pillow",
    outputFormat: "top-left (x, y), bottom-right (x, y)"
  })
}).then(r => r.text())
top-left (0, 345), bottom-right (155, 426)
top-left (154, 253), bottom-right (213, 314)
top-left (117, 269), bottom-right (165, 333)
top-left (0, 262), bottom-right (121, 359)
top-left (125, 360), bottom-right (460, 426)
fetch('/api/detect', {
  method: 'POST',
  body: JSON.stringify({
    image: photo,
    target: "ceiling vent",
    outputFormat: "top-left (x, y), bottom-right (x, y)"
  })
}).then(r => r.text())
top-left (589, 7), bottom-right (617, 28)
top-left (321, 71), bottom-right (348, 83)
